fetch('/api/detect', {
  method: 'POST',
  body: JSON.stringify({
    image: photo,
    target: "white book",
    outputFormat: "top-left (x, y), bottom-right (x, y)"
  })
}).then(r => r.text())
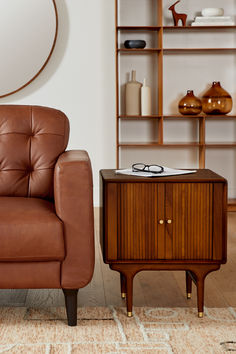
top-left (195, 16), bottom-right (232, 22)
top-left (115, 167), bottom-right (196, 178)
top-left (192, 21), bottom-right (235, 26)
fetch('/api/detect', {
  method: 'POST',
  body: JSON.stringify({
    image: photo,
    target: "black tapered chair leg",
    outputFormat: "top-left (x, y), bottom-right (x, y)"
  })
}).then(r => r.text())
top-left (62, 289), bottom-right (79, 326)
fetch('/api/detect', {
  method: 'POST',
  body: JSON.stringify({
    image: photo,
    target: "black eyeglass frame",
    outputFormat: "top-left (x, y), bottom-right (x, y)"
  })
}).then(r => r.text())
top-left (132, 163), bottom-right (164, 174)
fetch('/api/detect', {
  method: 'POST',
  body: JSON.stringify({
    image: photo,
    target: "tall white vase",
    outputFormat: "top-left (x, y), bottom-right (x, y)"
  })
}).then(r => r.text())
top-left (141, 78), bottom-right (152, 116)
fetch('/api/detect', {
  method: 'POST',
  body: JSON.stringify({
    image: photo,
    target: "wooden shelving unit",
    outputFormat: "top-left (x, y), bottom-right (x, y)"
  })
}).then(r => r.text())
top-left (115, 0), bottom-right (236, 209)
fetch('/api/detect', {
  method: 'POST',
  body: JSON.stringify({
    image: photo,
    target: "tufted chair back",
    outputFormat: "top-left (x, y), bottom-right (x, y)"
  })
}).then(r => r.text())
top-left (0, 105), bottom-right (69, 199)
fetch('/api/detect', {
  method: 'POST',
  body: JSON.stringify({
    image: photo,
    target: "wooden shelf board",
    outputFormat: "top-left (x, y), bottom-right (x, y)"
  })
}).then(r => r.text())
top-left (164, 48), bottom-right (236, 52)
top-left (163, 26), bottom-right (236, 30)
top-left (118, 48), bottom-right (236, 53)
top-left (119, 142), bottom-right (236, 147)
top-left (118, 142), bottom-right (200, 147)
top-left (205, 115), bottom-right (236, 119)
top-left (163, 115), bottom-right (236, 119)
top-left (119, 142), bottom-right (161, 147)
top-left (163, 115), bottom-right (204, 119)
top-left (119, 115), bottom-right (236, 119)
top-left (205, 143), bottom-right (236, 147)
top-left (118, 142), bottom-right (236, 148)
top-left (117, 26), bottom-right (161, 31)
top-left (162, 143), bottom-right (201, 147)
top-left (118, 26), bottom-right (236, 31)
top-left (118, 48), bottom-right (161, 53)
top-left (119, 115), bottom-right (161, 119)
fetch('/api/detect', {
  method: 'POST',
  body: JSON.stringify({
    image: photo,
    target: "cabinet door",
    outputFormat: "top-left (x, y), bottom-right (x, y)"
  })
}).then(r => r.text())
top-left (105, 181), bottom-right (225, 262)
top-left (166, 183), bottom-right (214, 260)
top-left (118, 183), bottom-right (165, 260)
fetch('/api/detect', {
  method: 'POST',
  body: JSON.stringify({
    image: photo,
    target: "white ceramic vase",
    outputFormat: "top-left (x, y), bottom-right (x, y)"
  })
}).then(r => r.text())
top-left (141, 79), bottom-right (152, 116)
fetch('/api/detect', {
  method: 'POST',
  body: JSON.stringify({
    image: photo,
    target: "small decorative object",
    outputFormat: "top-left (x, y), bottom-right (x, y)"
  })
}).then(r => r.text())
top-left (124, 40), bottom-right (146, 49)
top-left (201, 8), bottom-right (224, 17)
top-left (202, 82), bottom-right (233, 115)
top-left (178, 90), bottom-right (202, 115)
top-left (191, 8), bottom-right (235, 26)
top-left (192, 15), bottom-right (234, 26)
top-left (168, 0), bottom-right (187, 27)
top-left (141, 78), bottom-right (152, 116)
top-left (125, 70), bottom-right (142, 116)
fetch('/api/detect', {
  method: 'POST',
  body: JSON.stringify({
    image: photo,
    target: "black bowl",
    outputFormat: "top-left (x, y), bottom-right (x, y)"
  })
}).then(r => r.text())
top-left (124, 40), bottom-right (146, 49)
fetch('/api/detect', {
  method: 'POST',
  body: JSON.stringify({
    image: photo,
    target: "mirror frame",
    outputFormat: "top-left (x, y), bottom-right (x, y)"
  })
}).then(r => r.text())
top-left (0, 0), bottom-right (58, 98)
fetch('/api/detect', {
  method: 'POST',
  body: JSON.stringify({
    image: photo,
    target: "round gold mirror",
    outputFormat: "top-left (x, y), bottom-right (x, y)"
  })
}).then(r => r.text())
top-left (0, 0), bottom-right (58, 98)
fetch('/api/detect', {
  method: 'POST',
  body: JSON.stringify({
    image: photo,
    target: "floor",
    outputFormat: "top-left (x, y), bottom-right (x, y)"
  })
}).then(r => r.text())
top-left (0, 209), bottom-right (236, 310)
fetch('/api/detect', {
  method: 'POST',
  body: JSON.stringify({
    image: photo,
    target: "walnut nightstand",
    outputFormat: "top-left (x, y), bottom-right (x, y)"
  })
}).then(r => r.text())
top-left (100, 169), bottom-right (227, 317)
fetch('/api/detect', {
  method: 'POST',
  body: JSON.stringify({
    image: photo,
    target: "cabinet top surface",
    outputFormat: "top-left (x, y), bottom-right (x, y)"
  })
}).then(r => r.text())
top-left (100, 169), bottom-right (227, 183)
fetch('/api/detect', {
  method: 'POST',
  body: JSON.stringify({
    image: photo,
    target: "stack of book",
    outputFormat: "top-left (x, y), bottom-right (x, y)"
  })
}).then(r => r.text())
top-left (191, 16), bottom-right (235, 26)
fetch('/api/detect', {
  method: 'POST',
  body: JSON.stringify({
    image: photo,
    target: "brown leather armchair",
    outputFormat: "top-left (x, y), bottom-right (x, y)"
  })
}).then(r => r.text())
top-left (0, 105), bottom-right (94, 326)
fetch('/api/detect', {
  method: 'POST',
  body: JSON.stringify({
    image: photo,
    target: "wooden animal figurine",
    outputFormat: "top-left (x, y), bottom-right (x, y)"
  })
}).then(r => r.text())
top-left (168, 0), bottom-right (187, 26)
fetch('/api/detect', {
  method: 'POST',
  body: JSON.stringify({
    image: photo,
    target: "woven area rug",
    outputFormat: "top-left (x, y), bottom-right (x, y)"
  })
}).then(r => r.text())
top-left (0, 306), bottom-right (236, 353)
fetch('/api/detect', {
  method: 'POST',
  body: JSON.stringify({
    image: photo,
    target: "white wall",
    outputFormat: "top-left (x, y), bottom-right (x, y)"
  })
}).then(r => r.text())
top-left (1, 0), bottom-right (116, 206)
top-left (2, 0), bottom-right (236, 203)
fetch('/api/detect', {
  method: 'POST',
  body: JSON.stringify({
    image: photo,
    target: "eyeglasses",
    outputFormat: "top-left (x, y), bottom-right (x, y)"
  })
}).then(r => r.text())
top-left (132, 163), bottom-right (164, 174)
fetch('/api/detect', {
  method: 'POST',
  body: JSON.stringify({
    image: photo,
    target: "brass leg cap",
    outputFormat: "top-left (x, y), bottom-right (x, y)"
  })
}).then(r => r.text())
top-left (121, 293), bottom-right (126, 299)
top-left (187, 293), bottom-right (191, 299)
top-left (198, 312), bottom-right (203, 318)
top-left (127, 312), bottom-right (132, 317)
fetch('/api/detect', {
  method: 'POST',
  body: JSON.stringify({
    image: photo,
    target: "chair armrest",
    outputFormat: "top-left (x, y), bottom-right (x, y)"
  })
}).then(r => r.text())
top-left (54, 150), bottom-right (94, 289)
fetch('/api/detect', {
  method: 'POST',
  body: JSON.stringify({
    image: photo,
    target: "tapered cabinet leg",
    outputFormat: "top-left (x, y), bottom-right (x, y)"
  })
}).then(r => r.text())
top-left (126, 273), bottom-right (134, 317)
top-left (120, 273), bottom-right (126, 299)
top-left (189, 265), bottom-right (220, 318)
top-left (196, 276), bottom-right (205, 317)
top-left (186, 271), bottom-right (192, 299)
top-left (110, 264), bottom-right (137, 317)
top-left (62, 289), bottom-right (79, 326)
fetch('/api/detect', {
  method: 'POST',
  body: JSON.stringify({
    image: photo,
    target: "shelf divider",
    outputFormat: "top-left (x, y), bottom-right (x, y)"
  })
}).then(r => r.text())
top-left (199, 117), bottom-right (206, 168)
top-left (157, 0), bottom-right (163, 144)
top-left (115, 0), bottom-right (119, 169)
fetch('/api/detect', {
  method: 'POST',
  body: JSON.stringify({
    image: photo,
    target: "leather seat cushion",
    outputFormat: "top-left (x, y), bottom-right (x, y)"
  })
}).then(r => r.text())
top-left (0, 197), bottom-right (65, 261)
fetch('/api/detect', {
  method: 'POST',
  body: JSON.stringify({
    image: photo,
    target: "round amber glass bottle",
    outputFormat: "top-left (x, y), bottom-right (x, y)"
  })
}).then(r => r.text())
top-left (202, 82), bottom-right (232, 115)
top-left (178, 90), bottom-right (202, 115)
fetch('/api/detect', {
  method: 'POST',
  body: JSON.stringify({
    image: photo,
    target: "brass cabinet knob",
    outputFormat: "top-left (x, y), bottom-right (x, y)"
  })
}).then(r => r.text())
top-left (166, 219), bottom-right (172, 224)
top-left (158, 219), bottom-right (164, 224)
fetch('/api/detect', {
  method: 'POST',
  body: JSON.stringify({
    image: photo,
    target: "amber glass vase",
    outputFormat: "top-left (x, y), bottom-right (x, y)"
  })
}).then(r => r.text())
top-left (202, 82), bottom-right (233, 115)
top-left (178, 90), bottom-right (202, 115)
